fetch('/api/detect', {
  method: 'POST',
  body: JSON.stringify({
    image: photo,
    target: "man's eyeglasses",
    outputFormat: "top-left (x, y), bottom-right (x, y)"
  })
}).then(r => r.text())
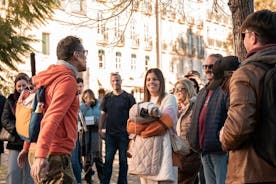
top-left (203, 64), bottom-right (214, 70)
top-left (77, 50), bottom-right (88, 57)
top-left (174, 87), bottom-right (186, 93)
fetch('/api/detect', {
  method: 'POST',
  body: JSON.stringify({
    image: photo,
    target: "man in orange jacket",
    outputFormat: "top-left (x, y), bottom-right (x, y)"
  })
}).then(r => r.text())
top-left (17, 36), bottom-right (87, 184)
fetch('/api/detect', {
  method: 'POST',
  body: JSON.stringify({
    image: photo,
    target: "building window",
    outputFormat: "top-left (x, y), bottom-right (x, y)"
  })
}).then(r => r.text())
top-left (144, 19), bottom-right (152, 50)
top-left (130, 18), bottom-right (139, 48)
top-left (196, 35), bottom-right (204, 59)
top-left (145, 56), bottom-right (150, 71)
top-left (97, 12), bottom-right (108, 43)
top-left (187, 29), bottom-right (195, 57)
top-left (42, 33), bottom-right (50, 55)
top-left (114, 17), bottom-right (124, 46)
top-left (70, 0), bottom-right (86, 15)
top-left (131, 54), bottom-right (136, 71)
top-left (115, 52), bottom-right (121, 70)
top-left (98, 49), bottom-right (105, 69)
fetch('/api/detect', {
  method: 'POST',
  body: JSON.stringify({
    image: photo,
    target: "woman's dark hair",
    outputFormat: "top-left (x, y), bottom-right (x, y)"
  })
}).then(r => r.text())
top-left (56, 36), bottom-right (83, 61)
top-left (241, 9), bottom-right (276, 44)
top-left (14, 73), bottom-right (29, 84)
top-left (143, 68), bottom-right (165, 105)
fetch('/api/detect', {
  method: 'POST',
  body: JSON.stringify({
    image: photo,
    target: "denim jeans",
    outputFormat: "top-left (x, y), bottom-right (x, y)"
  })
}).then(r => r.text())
top-left (102, 133), bottom-right (129, 184)
top-left (7, 150), bottom-right (34, 184)
top-left (71, 139), bottom-right (82, 183)
top-left (201, 153), bottom-right (228, 184)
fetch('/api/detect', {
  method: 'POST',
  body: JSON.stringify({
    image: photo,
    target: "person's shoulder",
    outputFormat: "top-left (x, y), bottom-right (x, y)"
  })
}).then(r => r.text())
top-left (123, 91), bottom-right (136, 103)
top-left (0, 94), bottom-right (6, 101)
top-left (162, 93), bottom-right (176, 104)
top-left (164, 93), bottom-right (175, 100)
top-left (232, 63), bottom-right (259, 82)
top-left (123, 90), bottom-right (134, 97)
top-left (104, 92), bottom-right (112, 98)
top-left (7, 94), bottom-right (14, 101)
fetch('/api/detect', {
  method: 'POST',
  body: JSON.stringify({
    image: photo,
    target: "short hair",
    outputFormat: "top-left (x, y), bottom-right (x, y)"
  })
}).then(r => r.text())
top-left (144, 68), bottom-right (165, 105)
top-left (208, 53), bottom-right (223, 62)
top-left (241, 9), bottom-right (276, 44)
top-left (110, 72), bottom-right (122, 83)
top-left (56, 36), bottom-right (83, 61)
top-left (76, 77), bottom-right (83, 84)
top-left (110, 72), bottom-right (121, 79)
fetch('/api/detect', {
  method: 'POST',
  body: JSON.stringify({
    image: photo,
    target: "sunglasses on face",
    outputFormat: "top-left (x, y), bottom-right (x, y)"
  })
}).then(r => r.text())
top-left (203, 64), bottom-right (214, 70)
top-left (174, 87), bottom-right (186, 93)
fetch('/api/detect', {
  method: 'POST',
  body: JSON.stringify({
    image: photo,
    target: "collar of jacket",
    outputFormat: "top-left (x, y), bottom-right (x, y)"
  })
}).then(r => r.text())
top-left (245, 44), bottom-right (276, 59)
top-left (57, 60), bottom-right (78, 77)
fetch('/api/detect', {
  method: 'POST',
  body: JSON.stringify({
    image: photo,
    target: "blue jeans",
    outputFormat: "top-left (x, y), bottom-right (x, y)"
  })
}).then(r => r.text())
top-left (71, 139), bottom-right (82, 183)
top-left (103, 133), bottom-right (128, 184)
top-left (201, 153), bottom-right (228, 184)
top-left (7, 150), bottom-right (34, 184)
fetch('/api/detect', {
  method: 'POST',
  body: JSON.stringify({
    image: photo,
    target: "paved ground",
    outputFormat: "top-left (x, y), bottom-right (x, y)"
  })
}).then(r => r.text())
top-left (0, 142), bottom-right (140, 184)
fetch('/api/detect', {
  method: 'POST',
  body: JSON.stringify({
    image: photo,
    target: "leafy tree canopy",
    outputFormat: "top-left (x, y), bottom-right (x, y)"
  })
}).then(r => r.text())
top-left (0, 0), bottom-right (59, 95)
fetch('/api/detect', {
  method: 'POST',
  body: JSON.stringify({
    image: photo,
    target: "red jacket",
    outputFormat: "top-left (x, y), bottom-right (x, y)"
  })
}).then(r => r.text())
top-left (24, 64), bottom-right (79, 158)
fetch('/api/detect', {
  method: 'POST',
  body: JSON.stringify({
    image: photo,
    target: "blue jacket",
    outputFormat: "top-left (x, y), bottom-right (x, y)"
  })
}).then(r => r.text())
top-left (187, 86), bottom-right (229, 154)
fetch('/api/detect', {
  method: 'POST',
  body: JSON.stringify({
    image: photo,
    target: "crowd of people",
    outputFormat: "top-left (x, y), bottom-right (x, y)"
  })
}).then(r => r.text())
top-left (0, 9), bottom-right (276, 184)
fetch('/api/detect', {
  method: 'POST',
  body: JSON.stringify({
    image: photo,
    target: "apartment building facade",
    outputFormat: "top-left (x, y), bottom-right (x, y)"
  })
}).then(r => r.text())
top-left (17, 0), bottom-right (233, 100)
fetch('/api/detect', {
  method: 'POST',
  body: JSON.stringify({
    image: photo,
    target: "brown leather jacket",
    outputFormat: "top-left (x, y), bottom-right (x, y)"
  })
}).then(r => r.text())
top-left (220, 45), bottom-right (276, 184)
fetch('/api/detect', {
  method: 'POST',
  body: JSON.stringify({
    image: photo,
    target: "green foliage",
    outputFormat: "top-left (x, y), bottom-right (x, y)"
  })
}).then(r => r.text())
top-left (0, 0), bottom-right (59, 95)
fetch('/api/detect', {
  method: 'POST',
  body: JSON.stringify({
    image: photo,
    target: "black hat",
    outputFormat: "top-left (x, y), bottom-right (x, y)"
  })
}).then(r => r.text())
top-left (185, 70), bottom-right (200, 78)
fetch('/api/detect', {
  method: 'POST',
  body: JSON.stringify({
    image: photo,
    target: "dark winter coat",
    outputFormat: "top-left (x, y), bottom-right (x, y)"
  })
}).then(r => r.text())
top-left (187, 85), bottom-right (229, 154)
top-left (1, 94), bottom-right (24, 150)
top-left (0, 94), bottom-right (6, 153)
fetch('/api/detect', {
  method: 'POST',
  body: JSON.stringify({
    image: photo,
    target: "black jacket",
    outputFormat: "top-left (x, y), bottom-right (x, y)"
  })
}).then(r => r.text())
top-left (0, 95), bottom-right (6, 153)
top-left (1, 94), bottom-right (24, 150)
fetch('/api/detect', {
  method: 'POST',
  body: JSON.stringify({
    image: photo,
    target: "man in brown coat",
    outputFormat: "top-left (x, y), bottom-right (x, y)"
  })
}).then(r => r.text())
top-left (219, 10), bottom-right (276, 183)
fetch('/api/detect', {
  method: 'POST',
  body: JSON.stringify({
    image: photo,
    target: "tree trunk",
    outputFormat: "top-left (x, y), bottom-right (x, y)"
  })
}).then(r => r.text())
top-left (228, 0), bottom-right (254, 62)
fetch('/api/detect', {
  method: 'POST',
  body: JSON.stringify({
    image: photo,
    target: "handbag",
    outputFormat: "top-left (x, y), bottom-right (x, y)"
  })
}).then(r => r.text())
top-left (0, 128), bottom-right (15, 142)
top-left (170, 133), bottom-right (190, 156)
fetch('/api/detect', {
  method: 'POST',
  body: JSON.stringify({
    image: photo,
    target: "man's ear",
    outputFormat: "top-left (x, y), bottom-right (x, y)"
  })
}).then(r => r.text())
top-left (252, 32), bottom-right (258, 45)
top-left (73, 51), bottom-right (79, 59)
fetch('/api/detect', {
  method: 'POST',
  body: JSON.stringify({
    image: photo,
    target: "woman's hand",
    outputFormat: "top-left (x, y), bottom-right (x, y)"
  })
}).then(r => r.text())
top-left (17, 150), bottom-right (28, 168)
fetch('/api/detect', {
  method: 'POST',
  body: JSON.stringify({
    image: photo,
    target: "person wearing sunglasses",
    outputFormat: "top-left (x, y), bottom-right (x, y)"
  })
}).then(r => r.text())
top-left (174, 78), bottom-right (202, 184)
top-left (219, 10), bottom-right (276, 183)
top-left (187, 53), bottom-right (234, 184)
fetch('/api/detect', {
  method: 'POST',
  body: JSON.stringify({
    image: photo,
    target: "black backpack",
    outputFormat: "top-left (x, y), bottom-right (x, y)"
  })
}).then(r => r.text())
top-left (251, 62), bottom-right (276, 168)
